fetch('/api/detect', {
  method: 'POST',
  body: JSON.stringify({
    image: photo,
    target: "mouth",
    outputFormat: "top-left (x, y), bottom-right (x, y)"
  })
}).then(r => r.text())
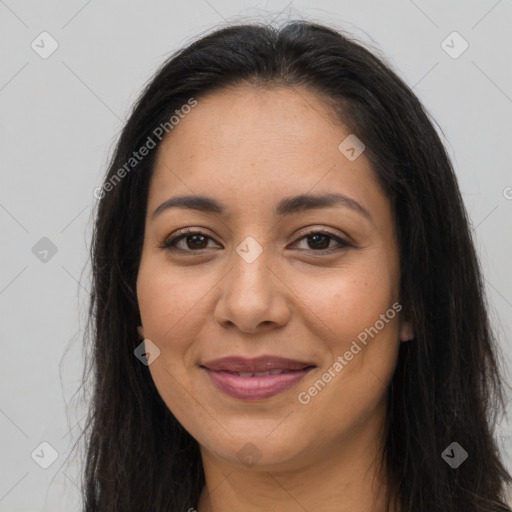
top-left (200, 355), bottom-right (316, 400)
top-left (201, 355), bottom-right (316, 373)
top-left (206, 368), bottom-right (314, 377)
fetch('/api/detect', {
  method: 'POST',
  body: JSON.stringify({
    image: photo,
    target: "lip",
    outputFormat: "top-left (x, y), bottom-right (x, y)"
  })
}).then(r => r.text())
top-left (201, 355), bottom-right (315, 373)
top-left (200, 355), bottom-right (316, 401)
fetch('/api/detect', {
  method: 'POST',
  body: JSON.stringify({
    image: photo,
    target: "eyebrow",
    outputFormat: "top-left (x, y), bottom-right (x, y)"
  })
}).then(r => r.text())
top-left (151, 192), bottom-right (373, 223)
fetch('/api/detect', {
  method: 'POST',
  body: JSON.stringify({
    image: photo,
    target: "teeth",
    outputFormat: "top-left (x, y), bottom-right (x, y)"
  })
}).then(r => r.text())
top-left (235, 369), bottom-right (289, 377)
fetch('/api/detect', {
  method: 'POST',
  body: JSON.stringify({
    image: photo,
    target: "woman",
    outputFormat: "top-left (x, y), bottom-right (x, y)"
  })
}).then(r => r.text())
top-left (80, 19), bottom-right (512, 511)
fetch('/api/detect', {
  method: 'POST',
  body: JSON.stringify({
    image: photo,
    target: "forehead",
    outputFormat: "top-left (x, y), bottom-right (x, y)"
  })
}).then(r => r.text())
top-left (148, 85), bottom-right (385, 220)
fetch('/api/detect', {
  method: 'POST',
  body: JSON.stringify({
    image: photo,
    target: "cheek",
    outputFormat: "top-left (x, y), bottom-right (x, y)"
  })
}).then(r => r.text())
top-left (291, 256), bottom-right (401, 402)
top-left (295, 259), bottom-right (398, 343)
top-left (137, 260), bottom-right (214, 341)
top-left (136, 262), bottom-right (210, 433)
top-left (294, 273), bottom-right (400, 444)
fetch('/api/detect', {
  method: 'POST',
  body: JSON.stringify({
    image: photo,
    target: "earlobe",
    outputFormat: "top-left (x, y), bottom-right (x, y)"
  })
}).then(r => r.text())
top-left (137, 326), bottom-right (145, 340)
top-left (399, 320), bottom-right (414, 342)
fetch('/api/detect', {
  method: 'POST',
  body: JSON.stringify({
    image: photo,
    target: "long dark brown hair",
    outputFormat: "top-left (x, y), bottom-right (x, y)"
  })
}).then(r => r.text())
top-left (76, 19), bottom-right (512, 511)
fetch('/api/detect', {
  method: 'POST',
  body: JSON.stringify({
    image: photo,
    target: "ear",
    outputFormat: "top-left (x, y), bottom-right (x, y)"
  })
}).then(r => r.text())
top-left (137, 325), bottom-right (145, 340)
top-left (399, 318), bottom-right (414, 342)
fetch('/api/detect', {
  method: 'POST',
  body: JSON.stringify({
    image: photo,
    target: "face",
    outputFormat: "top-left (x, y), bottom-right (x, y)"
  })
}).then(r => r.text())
top-left (136, 85), bottom-right (413, 472)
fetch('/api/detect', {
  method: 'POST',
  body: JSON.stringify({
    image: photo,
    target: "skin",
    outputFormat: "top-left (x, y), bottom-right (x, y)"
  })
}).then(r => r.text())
top-left (136, 85), bottom-right (414, 512)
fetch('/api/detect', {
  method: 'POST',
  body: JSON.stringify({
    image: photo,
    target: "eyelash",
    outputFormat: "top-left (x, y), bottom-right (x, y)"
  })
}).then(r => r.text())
top-left (159, 227), bottom-right (353, 255)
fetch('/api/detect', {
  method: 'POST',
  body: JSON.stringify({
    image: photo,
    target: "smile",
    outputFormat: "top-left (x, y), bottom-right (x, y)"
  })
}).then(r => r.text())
top-left (201, 366), bottom-right (315, 401)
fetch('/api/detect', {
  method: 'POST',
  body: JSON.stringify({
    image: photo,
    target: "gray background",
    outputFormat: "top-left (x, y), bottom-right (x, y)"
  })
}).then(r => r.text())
top-left (1, 1), bottom-right (511, 510)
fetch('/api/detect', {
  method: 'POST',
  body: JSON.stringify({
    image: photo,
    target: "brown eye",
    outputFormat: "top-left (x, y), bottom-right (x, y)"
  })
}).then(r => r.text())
top-left (160, 230), bottom-right (219, 252)
top-left (178, 233), bottom-right (209, 250)
top-left (159, 228), bottom-right (352, 255)
top-left (290, 230), bottom-right (352, 254)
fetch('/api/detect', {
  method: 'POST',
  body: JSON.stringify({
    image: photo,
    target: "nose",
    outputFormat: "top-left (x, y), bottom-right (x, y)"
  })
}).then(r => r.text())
top-left (214, 242), bottom-right (291, 334)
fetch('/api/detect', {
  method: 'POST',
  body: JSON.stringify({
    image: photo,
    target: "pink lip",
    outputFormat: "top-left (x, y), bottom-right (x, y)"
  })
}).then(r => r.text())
top-left (202, 367), bottom-right (315, 401)
top-left (200, 355), bottom-right (316, 401)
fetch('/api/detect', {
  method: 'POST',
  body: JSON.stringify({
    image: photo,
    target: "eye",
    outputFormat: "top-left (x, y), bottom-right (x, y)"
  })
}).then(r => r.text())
top-left (159, 228), bottom-right (219, 252)
top-left (159, 228), bottom-right (353, 255)
top-left (290, 229), bottom-right (353, 254)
